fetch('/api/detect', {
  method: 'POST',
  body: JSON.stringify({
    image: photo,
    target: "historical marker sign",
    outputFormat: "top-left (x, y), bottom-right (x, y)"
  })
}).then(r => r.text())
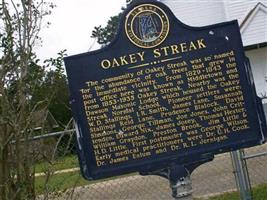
top-left (64, 0), bottom-right (267, 180)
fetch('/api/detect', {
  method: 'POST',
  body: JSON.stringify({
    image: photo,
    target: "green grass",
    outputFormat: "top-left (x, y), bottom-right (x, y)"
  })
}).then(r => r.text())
top-left (35, 171), bottom-right (137, 195)
top-left (35, 171), bottom-right (86, 194)
top-left (34, 154), bottom-right (135, 195)
top-left (252, 184), bottom-right (267, 200)
top-left (35, 154), bottom-right (79, 174)
top-left (198, 191), bottom-right (240, 200)
top-left (36, 170), bottom-right (267, 199)
top-left (34, 154), bottom-right (267, 198)
top-left (197, 184), bottom-right (267, 200)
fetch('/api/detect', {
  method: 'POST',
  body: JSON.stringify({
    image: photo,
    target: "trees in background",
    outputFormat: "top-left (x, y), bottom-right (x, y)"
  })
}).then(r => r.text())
top-left (0, 0), bottom-right (143, 198)
top-left (34, 50), bottom-right (71, 128)
top-left (0, 1), bottom-right (70, 199)
top-left (91, 0), bottom-right (136, 46)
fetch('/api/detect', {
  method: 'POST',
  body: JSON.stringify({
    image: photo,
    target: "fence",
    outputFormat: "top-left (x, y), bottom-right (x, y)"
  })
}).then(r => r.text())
top-left (35, 104), bottom-right (267, 200)
top-left (36, 137), bottom-right (267, 200)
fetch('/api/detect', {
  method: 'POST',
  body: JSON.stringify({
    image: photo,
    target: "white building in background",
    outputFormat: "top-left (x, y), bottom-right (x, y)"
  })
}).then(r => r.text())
top-left (160, 0), bottom-right (267, 105)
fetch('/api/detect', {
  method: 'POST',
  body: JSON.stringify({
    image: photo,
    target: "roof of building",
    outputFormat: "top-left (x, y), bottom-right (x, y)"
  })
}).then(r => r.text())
top-left (161, 0), bottom-right (267, 47)
top-left (239, 2), bottom-right (267, 46)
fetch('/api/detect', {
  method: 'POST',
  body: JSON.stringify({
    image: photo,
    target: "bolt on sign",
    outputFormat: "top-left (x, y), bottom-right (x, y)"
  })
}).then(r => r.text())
top-left (64, 0), bottom-right (267, 180)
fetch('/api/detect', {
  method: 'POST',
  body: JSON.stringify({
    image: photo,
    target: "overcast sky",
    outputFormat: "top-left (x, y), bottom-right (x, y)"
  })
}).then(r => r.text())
top-left (36, 0), bottom-right (126, 61)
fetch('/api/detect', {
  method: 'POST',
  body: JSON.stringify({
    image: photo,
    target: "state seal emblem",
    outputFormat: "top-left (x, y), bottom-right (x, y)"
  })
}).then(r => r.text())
top-left (125, 4), bottom-right (169, 48)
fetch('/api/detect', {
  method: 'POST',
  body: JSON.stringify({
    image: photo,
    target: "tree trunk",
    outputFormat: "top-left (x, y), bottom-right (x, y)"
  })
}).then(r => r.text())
top-left (0, 125), bottom-right (8, 200)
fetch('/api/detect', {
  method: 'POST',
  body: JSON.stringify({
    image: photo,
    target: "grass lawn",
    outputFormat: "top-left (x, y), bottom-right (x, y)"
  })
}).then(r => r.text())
top-left (35, 171), bottom-right (137, 195)
top-left (252, 184), bottom-right (267, 200)
top-left (35, 170), bottom-right (267, 200)
top-left (35, 171), bottom-right (86, 194)
top-left (197, 184), bottom-right (267, 200)
top-left (35, 154), bottom-right (79, 174)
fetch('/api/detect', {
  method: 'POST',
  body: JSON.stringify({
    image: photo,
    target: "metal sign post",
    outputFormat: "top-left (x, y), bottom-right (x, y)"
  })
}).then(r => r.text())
top-left (140, 155), bottom-right (213, 199)
top-left (231, 150), bottom-right (252, 200)
top-left (140, 166), bottom-right (193, 200)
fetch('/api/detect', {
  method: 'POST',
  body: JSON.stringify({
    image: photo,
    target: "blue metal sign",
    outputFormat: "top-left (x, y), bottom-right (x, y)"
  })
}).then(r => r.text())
top-left (64, 0), bottom-right (267, 180)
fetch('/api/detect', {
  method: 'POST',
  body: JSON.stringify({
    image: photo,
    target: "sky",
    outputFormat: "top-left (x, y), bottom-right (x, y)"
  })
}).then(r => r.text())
top-left (36, 0), bottom-right (126, 61)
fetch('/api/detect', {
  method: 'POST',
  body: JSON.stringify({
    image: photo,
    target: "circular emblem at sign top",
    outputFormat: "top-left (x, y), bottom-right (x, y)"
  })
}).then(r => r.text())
top-left (125, 4), bottom-right (169, 49)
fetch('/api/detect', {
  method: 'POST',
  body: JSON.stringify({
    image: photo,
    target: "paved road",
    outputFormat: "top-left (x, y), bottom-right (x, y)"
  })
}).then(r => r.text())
top-left (55, 143), bottom-right (267, 200)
